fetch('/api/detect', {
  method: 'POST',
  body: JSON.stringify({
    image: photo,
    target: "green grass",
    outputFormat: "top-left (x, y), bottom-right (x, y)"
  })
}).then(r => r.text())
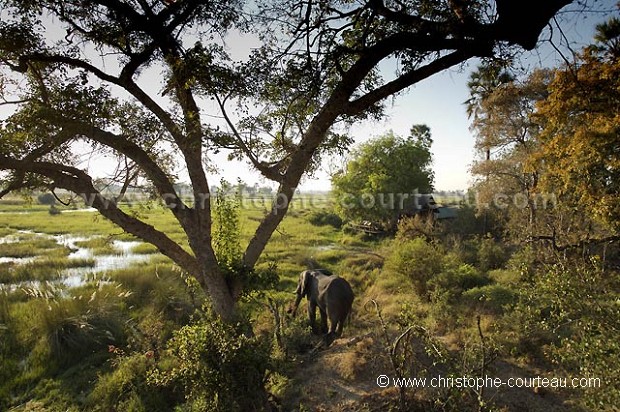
top-left (0, 257), bottom-right (96, 283)
top-left (0, 198), bottom-right (348, 290)
top-left (73, 237), bottom-right (116, 255)
top-left (131, 243), bottom-right (159, 255)
top-left (0, 237), bottom-right (68, 258)
top-left (0, 210), bottom-right (126, 236)
top-left (0, 226), bottom-right (15, 237)
top-left (0, 196), bottom-right (349, 410)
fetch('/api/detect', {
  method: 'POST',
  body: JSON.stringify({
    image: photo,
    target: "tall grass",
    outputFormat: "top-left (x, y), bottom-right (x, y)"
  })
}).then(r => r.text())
top-left (106, 263), bottom-right (196, 322)
top-left (0, 226), bottom-right (15, 237)
top-left (73, 237), bottom-right (116, 255)
top-left (0, 194), bottom-right (362, 410)
top-left (13, 284), bottom-right (126, 368)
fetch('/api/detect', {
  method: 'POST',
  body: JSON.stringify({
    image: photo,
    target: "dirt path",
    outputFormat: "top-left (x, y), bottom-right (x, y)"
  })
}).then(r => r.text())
top-left (282, 332), bottom-right (584, 411)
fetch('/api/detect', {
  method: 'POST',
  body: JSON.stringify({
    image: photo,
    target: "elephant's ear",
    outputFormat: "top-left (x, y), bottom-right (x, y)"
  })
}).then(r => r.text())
top-left (298, 270), bottom-right (311, 297)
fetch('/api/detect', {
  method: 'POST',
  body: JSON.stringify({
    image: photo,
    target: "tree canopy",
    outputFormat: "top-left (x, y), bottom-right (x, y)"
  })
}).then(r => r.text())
top-left (332, 126), bottom-right (433, 228)
top-left (468, 67), bottom-right (552, 235)
top-left (0, 0), bottom-right (577, 320)
top-left (468, 14), bottom-right (620, 246)
top-left (535, 19), bottom-right (620, 231)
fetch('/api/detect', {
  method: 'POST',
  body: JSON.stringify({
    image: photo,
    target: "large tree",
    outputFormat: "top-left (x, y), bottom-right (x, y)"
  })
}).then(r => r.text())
top-left (0, 0), bottom-right (575, 321)
top-left (468, 68), bottom-right (552, 236)
top-left (331, 126), bottom-right (434, 229)
top-left (467, 14), bottom-right (620, 248)
top-left (535, 17), bottom-right (620, 232)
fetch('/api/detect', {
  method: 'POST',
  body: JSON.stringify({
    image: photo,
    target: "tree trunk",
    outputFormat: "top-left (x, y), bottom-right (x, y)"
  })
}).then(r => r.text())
top-left (187, 224), bottom-right (238, 322)
top-left (200, 266), bottom-right (237, 322)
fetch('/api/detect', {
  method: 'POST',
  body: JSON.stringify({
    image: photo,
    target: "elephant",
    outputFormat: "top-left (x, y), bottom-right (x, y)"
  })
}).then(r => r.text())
top-left (289, 269), bottom-right (354, 343)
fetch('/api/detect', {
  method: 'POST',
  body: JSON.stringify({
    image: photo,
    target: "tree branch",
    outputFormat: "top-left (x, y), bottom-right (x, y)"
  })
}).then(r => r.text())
top-left (527, 234), bottom-right (620, 252)
top-left (15, 53), bottom-right (185, 142)
top-left (58, 119), bottom-right (189, 213)
top-left (345, 49), bottom-right (475, 116)
top-left (369, 0), bottom-right (443, 32)
top-left (245, 30), bottom-right (481, 269)
top-left (215, 94), bottom-right (285, 182)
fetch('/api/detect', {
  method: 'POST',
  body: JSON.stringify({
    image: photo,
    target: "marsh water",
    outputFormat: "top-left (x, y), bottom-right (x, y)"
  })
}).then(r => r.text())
top-left (0, 230), bottom-right (152, 288)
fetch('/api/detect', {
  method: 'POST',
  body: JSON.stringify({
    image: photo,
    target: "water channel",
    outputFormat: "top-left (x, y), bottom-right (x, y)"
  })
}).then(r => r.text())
top-left (0, 230), bottom-right (152, 289)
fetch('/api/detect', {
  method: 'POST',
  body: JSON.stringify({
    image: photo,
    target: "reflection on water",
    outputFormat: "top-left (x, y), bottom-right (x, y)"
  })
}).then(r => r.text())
top-left (0, 256), bottom-right (36, 264)
top-left (0, 230), bottom-right (35, 244)
top-left (1, 231), bottom-right (152, 289)
top-left (61, 239), bottom-right (151, 287)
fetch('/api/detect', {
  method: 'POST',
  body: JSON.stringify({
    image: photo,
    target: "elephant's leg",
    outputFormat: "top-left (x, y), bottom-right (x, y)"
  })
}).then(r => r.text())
top-left (327, 311), bottom-right (338, 336)
top-left (323, 311), bottom-right (340, 345)
top-left (327, 300), bottom-right (349, 337)
top-left (319, 308), bottom-right (328, 334)
top-left (308, 301), bottom-right (319, 334)
top-left (335, 317), bottom-right (345, 337)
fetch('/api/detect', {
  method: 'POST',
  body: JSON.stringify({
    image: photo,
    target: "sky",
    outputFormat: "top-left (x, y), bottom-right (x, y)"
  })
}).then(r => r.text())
top-left (1, 2), bottom-right (618, 193)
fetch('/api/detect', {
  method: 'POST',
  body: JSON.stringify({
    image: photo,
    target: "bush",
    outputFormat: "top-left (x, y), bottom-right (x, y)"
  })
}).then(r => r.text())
top-left (428, 261), bottom-right (490, 304)
top-left (488, 268), bottom-right (521, 286)
top-left (88, 354), bottom-right (175, 412)
top-left (506, 245), bottom-right (537, 282)
top-left (48, 205), bottom-right (61, 215)
top-left (477, 237), bottom-right (508, 272)
top-left (307, 210), bottom-right (343, 229)
top-left (462, 284), bottom-right (517, 314)
top-left (385, 238), bottom-right (443, 299)
top-left (149, 311), bottom-right (270, 411)
top-left (512, 262), bottom-right (620, 409)
top-left (278, 315), bottom-right (316, 355)
top-left (37, 193), bottom-right (56, 206)
top-left (395, 215), bottom-right (437, 241)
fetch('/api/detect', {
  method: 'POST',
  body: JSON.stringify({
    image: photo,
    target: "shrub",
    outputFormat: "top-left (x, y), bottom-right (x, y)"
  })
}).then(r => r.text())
top-left (48, 205), bottom-right (61, 215)
top-left (512, 262), bottom-right (620, 409)
top-left (506, 245), bottom-right (537, 282)
top-left (395, 215), bottom-right (437, 241)
top-left (428, 261), bottom-right (490, 304)
top-left (462, 284), bottom-right (518, 314)
top-left (279, 316), bottom-right (315, 355)
top-left (477, 237), bottom-right (508, 272)
top-left (88, 354), bottom-right (175, 412)
top-left (488, 268), bottom-right (521, 286)
top-left (449, 237), bottom-right (480, 267)
top-left (149, 311), bottom-right (270, 411)
top-left (385, 238), bottom-right (443, 299)
top-left (307, 210), bottom-right (343, 229)
top-left (37, 193), bottom-right (56, 206)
